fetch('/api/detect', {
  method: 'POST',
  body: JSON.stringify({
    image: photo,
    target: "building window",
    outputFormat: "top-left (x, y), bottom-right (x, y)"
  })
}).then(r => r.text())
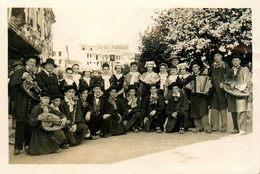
top-left (87, 54), bottom-right (89, 58)
top-left (94, 62), bottom-right (95, 64)
top-left (90, 48), bottom-right (92, 51)
top-left (59, 59), bottom-right (62, 64)
top-left (90, 54), bottom-right (92, 58)
top-left (90, 62), bottom-right (92, 64)
top-left (82, 47), bottom-right (85, 50)
top-left (59, 51), bottom-right (62, 56)
top-left (87, 62), bottom-right (89, 65)
top-left (97, 62), bottom-right (99, 66)
top-left (96, 55), bottom-right (98, 60)
top-left (52, 51), bottom-right (56, 56)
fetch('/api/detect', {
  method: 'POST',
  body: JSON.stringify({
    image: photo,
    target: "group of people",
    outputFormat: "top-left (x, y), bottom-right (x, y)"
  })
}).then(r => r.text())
top-left (8, 50), bottom-right (252, 156)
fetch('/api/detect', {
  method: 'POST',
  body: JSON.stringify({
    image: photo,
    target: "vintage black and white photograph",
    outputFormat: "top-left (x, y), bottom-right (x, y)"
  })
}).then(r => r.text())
top-left (2, 0), bottom-right (260, 173)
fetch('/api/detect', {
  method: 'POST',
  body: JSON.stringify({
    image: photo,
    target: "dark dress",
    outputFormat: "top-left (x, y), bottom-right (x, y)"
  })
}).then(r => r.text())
top-left (59, 99), bottom-right (88, 146)
top-left (28, 104), bottom-right (66, 156)
top-left (36, 70), bottom-right (59, 96)
top-left (108, 97), bottom-right (127, 135)
top-left (87, 93), bottom-right (114, 136)
top-left (165, 93), bottom-right (189, 132)
top-left (9, 68), bottom-right (39, 150)
top-left (142, 94), bottom-right (165, 131)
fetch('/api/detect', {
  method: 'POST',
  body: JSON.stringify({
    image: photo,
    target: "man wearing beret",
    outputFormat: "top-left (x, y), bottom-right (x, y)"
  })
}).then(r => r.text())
top-left (36, 58), bottom-right (59, 97)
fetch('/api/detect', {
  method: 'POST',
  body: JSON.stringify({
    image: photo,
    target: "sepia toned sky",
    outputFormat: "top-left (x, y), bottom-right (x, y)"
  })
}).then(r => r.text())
top-left (52, 7), bottom-right (156, 61)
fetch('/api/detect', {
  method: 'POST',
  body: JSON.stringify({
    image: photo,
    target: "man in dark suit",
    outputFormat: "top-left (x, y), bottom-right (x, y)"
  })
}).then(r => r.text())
top-left (9, 55), bottom-right (40, 155)
top-left (37, 58), bottom-right (59, 96)
top-left (86, 82), bottom-right (113, 138)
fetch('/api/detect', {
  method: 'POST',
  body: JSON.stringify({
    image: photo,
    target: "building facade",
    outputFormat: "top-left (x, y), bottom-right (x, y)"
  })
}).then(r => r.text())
top-left (80, 44), bottom-right (136, 71)
top-left (8, 8), bottom-right (56, 73)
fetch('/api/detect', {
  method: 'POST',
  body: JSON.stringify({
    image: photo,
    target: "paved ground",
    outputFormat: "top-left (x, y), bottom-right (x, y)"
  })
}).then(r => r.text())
top-left (9, 115), bottom-right (254, 167)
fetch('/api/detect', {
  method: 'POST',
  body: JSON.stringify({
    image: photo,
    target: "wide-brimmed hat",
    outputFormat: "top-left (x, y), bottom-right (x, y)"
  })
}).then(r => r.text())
top-left (227, 52), bottom-right (251, 67)
top-left (212, 49), bottom-right (225, 56)
top-left (64, 85), bottom-right (77, 93)
top-left (91, 81), bottom-right (104, 90)
top-left (51, 93), bottom-right (64, 100)
top-left (42, 58), bottom-right (57, 68)
top-left (168, 82), bottom-right (182, 90)
top-left (107, 86), bottom-right (118, 93)
top-left (189, 59), bottom-right (204, 72)
top-left (77, 84), bottom-right (91, 95)
top-left (39, 91), bottom-right (52, 98)
top-left (23, 55), bottom-right (40, 65)
top-left (145, 61), bottom-right (156, 68)
top-left (148, 83), bottom-right (160, 89)
top-left (13, 60), bottom-right (23, 68)
top-left (126, 85), bottom-right (139, 93)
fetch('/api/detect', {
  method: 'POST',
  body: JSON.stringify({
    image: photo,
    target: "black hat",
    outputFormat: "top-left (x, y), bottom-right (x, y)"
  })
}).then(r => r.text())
top-left (77, 84), bottom-right (90, 95)
top-left (92, 81), bottom-right (104, 90)
top-left (168, 82), bottom-right (182, 90)
top-left (23, 55), bottom-right (40, 65)
top-left (212, 49), bottom-right (225, 56)
top-left (51, 93), bottom-right (64, 100)
top-left (127, 85), bottom-right (139, 92)
top-left (230, 52), bottom-right (244, 60)
top-left (39, 91), bottom-right (52, 98)
top-left (107, 86), bottom-right (118, 93)
top-left (189, 59), bottom-right (204, 72)
top-left (42, 58), bottom-right (57, 68)
top-left (64, 85), bottom-right (77, 93)
top-left (148, 83), bottom-right (160, 89)
top-left (13, 60), bottom-right (23, 68)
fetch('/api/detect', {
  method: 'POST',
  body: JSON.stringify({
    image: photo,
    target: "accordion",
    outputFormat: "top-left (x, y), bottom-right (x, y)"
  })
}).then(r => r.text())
top-left (195, 76), bottom-right (211, 95)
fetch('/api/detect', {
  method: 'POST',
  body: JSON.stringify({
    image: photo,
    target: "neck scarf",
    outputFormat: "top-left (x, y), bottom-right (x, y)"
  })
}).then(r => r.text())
top-left (50, 103), bottom-right (60, 112)
top-left (150, 94), bottom-right (159, 105)
top-left (232, 65), bottom-right (240, 76)
top-left (64, 96), bottom-right (75, 112)
top-left (172, 92), bottom-right (181, 101)
top-left (213, 60), bottom-right (225, 69)
top-left (65, 78), bottom-right (75, 86)
top-left (127, 96), bottom-right (137, 108)
top-left (114, 73), bottom-right (123, 80)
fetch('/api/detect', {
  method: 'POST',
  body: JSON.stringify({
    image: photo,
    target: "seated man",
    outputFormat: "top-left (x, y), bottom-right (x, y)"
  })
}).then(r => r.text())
top-left (59, 85), bottom-right (88, 147)
top-left (123, 85), bottom-right (142, 133)
top-left (142, 84), bottom-right (165, 133)
top-left (165, 82), bottom-right (189, 134)
top-left (28, 92), bottom-right (67, 156)
top-left (86, 82), bottom-right (113, 138)
top-left (107, 86), bottom-right (127, 136)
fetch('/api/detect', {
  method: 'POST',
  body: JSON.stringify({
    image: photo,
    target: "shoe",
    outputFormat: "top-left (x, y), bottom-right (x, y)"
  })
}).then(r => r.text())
top-left (61, 144), bottom-right (69, 149)
top-left (239, 130), bottom-right (246, 135)
top-left (13, 149), bottom-right (20, 155)
top-left (133, 128), bottom-right (139, 133)
top-left (9, 138), bottom-right (15, 145)
top-left (220, 129), bottom-right (226, 132)
top-left (96, 130), bottom-right (101, 135)
top-left (55, 148), bottom-right (62, 153)
top-left (101, 134), bottom-right (109, 138)
top-left (92, 135), bottom-right (99, 139)
top-left (190, 128), bottom-right (199, 133)
top-left (156, 128), bottom-right (163, 133)
top-left (24, 146), bottom-right (29, 152)
top-left (231, 129), bottom-right (239, 134)
top-left (179, 128), bottom-right (185, 134)
top-left (205, 129), bottom-right (212, 133)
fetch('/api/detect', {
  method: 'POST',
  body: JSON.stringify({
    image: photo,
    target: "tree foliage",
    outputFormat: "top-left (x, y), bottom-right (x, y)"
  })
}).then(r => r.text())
top-left (139, 8), bottom-right (252, 67)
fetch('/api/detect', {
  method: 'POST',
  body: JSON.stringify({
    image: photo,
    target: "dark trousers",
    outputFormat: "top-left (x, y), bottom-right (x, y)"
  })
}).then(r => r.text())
top-left (144, 112), bottom-right (165, 131)
top-left (165, 112), bottom-right (185, 133)
top-left (88, 114), bottom-right (111, 136)
top-left (232, 112), bottom-right (239, 130)
top-left (125, 111), bottom-right (141, 130)
top-left (15, 121), bottom-right (32, 150)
